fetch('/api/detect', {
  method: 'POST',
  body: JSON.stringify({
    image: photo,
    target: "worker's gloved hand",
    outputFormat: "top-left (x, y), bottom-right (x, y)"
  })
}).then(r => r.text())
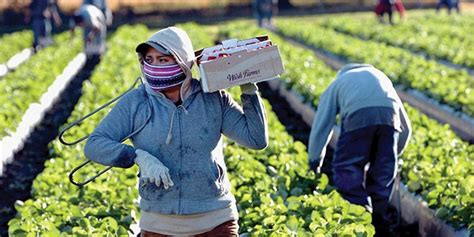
top-left (134, 149), bottom-right (174, 189)
top-left (240, 83), bottom-right (258, 95)
top-left (309, 160), bottom-right (321, 174)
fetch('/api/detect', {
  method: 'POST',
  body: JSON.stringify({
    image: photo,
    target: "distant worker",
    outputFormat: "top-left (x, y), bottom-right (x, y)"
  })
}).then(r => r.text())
top-left (374, 0), bottom-right (395, 24)
top-left (71, 4), bottom-right (107, 58)
top-left (83, 0), bottom-right (113, 26)
top-left (452, 0), bottom-right (461, 13)
top-left (252, 0), bottom-right (278, 28)
top-left (308, 64), bottom-right (412, 236)
top-left (375, 0), bottom-right (405, 24)
top-left (436, 0), bottom-right (461, 14)
top-left (27, 0), bottom-right (62, 52)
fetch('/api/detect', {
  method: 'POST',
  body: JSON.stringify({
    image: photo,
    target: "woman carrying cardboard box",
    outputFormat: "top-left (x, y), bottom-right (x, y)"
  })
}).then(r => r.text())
top-left (84, 27), bottom-right (268, 236)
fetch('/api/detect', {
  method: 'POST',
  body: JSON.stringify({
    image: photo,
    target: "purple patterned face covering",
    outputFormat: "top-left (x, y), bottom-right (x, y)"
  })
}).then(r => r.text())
top-left (142, 61), bottom-right (186, 91)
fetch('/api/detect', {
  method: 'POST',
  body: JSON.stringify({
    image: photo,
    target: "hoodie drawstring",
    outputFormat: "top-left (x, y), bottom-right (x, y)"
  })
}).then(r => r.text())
top-left (165, 105), bottom-right (189, 145)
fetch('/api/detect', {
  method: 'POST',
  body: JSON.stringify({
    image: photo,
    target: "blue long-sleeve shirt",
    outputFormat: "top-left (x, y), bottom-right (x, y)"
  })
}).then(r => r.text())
top-left (84, 80), bottom-right (268, 215)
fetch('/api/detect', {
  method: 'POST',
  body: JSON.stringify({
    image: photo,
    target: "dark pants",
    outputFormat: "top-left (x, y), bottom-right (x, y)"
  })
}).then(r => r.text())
top-left (32, 17), bottom-right (52, 50)
top-left (254, 0), bottom-right (273, 27)
top-left (140, 220), bottom-right (238, 237)
top-left (333, 125), bottom-right (398, 236)
top-left (32, 18), bottom-right (46, 48)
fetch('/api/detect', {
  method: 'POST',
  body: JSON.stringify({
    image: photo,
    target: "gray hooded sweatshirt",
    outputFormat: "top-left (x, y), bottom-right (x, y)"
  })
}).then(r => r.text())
top-left (308, 64), bottom-right (411, 164)
top-left (84, 27), bottom-right (268, 215)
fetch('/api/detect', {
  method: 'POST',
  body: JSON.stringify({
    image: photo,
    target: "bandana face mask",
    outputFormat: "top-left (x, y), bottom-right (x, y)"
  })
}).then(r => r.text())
top-left (142, 61), bottom-right (186, 91)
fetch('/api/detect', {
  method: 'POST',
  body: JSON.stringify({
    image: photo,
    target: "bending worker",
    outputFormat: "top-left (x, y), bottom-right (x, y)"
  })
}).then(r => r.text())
top-left (83, 0), bottom-right (113, 26)
top-left (71, 4), bottom-right (106, 57)
top-left (308, 64), bottom-right (411, 236)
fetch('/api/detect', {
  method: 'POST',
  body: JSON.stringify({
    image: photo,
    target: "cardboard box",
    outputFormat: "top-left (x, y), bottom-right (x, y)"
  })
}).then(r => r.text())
top-left (195, 36), bottom-right (285, 93)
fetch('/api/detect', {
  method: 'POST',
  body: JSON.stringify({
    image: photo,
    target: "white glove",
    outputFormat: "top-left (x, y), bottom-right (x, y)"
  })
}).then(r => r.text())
top-left (240, 83), bottom-right (258, 95)
top-left (134, 149), bottom-right (174, 189)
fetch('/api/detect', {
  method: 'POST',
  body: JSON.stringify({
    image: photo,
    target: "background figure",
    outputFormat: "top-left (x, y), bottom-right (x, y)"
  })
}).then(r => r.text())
top-left (71, 4), bottom-right (106, 58)
top-left (308, 64), bottom-right (412, 236)
top-left (253, 0), bottom-right (276, 28)
top-left (375, 0), bottom-right (404, 24)
top-left (452, 0), bottom-right (461, 13)
top-left (83, 0), bottom-right (113, 26)
top-left (27, 0), bottom-right (62, 52)
top-left (437, 0), bottom-right (461, 14)
top-left (374, 0), bottom-right (394, 24)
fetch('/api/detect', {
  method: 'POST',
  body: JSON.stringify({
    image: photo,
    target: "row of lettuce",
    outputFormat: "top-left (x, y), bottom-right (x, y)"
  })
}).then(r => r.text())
top-left (8, 24), bottom-right (375, 236)
top-left (7, 25), bottom-right (145, 236)
top-left (274, 17), bottom-right (474, 118)
top-left (4, 20), bottom-right (473, 235)
top-left (0, 32), bottom-right (82, 140)
top-left (317, 11), bottom-right (474, 69)
top-left (220, 20), bottom-right (473, 232)
top-left (0, 30), bottom-right (33, 65)
top-left (405, 10), bottom-right (474, 40)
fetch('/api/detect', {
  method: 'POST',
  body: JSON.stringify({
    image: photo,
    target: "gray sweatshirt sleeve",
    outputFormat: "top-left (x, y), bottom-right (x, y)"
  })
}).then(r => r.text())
top-left (84, 96), bottom-right (137, 168)
top-left (308, 86), bottom-right (338, 165)
top-left (397, 102), bottom-right (412, 156)
top-left (220, 91), bottom-right (268, 150)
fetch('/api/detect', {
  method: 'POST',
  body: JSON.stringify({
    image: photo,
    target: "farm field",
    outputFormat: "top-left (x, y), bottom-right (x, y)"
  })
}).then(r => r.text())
top-left (0, 8), bottom-right (472, 237)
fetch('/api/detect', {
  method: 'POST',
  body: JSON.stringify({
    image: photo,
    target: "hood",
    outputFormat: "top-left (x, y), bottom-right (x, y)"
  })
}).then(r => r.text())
top-left (336, 63), bottom-right (373, 79)
top-left (136, 27), bottom-right (196, 101)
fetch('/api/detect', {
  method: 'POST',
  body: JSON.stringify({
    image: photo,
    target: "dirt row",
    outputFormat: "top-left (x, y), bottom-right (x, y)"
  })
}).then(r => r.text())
top-left (0, 56), bottom-right (99, 237)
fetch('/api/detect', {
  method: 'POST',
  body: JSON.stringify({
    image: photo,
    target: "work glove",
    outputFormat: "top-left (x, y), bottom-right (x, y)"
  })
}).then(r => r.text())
top-left (240, 83), bottom-right (258, 95)
top-left (134, 149), bottom-right (174, 189)
top-left (309, 159), bottom-right (321, 174)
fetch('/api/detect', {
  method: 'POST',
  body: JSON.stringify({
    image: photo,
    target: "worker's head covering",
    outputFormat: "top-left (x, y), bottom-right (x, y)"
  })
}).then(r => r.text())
top-left (136, 41), bottom-right (171, 56)
top-left (135, 27), bottom-right (195, 100)
top-left (336, 64), bottom-right (374, 78)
